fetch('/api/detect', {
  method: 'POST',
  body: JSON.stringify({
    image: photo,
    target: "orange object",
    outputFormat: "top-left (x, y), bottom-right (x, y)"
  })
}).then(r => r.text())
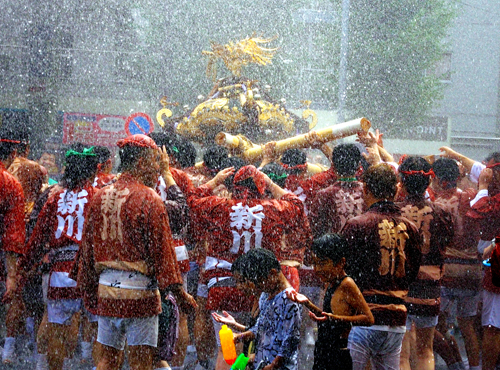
top-left (219, 325), bottom-right (237, 365)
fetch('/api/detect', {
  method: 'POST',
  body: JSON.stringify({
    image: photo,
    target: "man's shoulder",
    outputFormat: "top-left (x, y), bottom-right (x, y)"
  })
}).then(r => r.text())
top-left (96, 180), bottom-right (161, 203)
top-left (259, 194), bottom-right (303, 210)
top-left (310, 166), bottom-right (336, 180)
top-left (346, 207), bottom-right (414, 227)
top-left (128, 183), bottom-right (162, 206)
top-left (345, 208), bottom-right (378, 224)
top-left (428, 199), bottom-right (454, 220)
top-left (9, 156), bottom-right (40, 170)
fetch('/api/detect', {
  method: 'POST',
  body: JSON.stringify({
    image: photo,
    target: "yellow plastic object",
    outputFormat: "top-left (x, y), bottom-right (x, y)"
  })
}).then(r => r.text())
top-left (219, 325), bottom-right (237, 365)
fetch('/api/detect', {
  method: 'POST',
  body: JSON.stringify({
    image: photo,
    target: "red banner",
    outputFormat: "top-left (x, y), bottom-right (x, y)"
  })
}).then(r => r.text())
top-left (62, 112), bottom-right (128, 147)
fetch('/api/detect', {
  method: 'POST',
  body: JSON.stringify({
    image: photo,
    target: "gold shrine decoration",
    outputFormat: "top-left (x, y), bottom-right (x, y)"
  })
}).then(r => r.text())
top-left (156, 109), bottom-right (172, 128)
top-left (202, 35), bottom-right (278, 79)
top-left (176, 95), bottom-right (296, 141)
top-left (156, 96), bottom-right (179, 128)
top-left (216, 118), bottom-right (371, 163)
top-left (300, 101), bottom-right (318, 130)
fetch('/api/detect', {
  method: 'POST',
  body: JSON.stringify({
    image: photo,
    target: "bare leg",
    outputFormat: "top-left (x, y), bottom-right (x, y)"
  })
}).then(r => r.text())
top-left (170, 311), bottom-right (189, 367)
top-left (46, 312), bottom-right (80, 370)
top-left (433, 330), bottom-right (462, 365)
top-left (37, 310), bottom-right (49, 355)
top-left (414, 326), bottom-right (435, 370)
top-left (96, 343), bottom-right (123, 370)
top-left (215, 343), bottom-right (244, 370)
top-left (6, 292), bottom-right (26, 337)
top-left (216, 347), bottom-right (232, 370)
top-left (93, 342), bottom-right (105, 368)
top-left (128, 345), bottom-right (154, 370)
top-left (457, 316), bottom-right (480, 367)
top-left (154, 359), bottom-right (171, 369)
top-left (400, 325), bottom-right (416, 370)
top-left (482, 325), bottom-right (500, 370)
top-left (194, 297), bottom-right (216, 367)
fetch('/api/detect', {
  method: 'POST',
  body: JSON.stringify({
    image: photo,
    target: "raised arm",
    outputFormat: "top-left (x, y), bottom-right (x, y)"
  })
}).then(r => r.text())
top-left (204, 167), bottom-right (235, 191)
top-left (261, 172), bottom-right (289, 199)
top-left (439, 146), bottom-right (476, 173)
top-left (259, 141), bottom-right (278, 168)
top-left (286, 289), bottom-right (323, 316)
top-left (305, 130), bottom-right (333, 163)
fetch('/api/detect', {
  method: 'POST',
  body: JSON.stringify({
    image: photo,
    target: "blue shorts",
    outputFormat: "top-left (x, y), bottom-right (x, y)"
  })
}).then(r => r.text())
top-left (405, 314), bottom-right (438, 330)
top-left (440, 287), bottom-right (480, 318)
top-left (47, 299), bottom-right (81, 325)
top-left (97, 315), bottom-right (159, 350)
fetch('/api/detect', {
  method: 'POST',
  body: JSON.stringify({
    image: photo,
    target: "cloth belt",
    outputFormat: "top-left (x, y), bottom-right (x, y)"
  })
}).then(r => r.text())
top-left (99, 269), bottom-right (157, 290)
top-left (49, 244), bottom-right (79, 264)
top-left (205, 256), bottom-right (232, 271)
top-left (207, 276), bottom-right (235, 289)
top-left (444, 258), bottom-right (481, 265)
top-left (364, 295), bottom-right (405, 305)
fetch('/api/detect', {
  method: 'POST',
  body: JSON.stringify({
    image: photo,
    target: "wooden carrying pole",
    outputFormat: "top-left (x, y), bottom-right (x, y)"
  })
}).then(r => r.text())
top-left (215, 117), bottom-right (371, 163)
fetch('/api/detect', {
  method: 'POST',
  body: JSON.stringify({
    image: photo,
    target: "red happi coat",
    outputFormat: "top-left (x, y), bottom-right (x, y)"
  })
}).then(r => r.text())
top-left (188, 185), bottom-right (311, 310)
top-left (427, 187), bottom-right (481, 289)
top-left (467, 191), bottom-right (500, 294)
top-left (24, 182), bottom-right (97, 300)
top-left (284, 168), bottom-right (337, 214)
top-left (0, 162), bottom-right (26, 280)
top-left (397, 196), bottom-right (454, 316)
top-left (309, 180), bottom-right (366, 238)
top-left (78, 174), bottom-right (182, 317)
top-left (343, 201), bottom-right (422, 326)
top-left (467, 192), bottom-right (500, 241)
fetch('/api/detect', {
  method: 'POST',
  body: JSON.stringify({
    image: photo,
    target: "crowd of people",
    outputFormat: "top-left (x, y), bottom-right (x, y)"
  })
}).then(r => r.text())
top-left (0, 123), bottom-right (499, 370)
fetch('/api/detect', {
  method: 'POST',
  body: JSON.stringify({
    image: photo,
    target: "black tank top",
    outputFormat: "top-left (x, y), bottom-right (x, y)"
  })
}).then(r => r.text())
top-left (313, 276), bottom-right (353, 370)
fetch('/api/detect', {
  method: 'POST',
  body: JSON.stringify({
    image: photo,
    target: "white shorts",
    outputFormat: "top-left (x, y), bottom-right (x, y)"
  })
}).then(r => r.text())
top-left (47, 299), bottom-right (81, 325)
top-left (197, 283), bottom-right (208, 298)
top-left (97, 315), bottom-right (159, 350)
top-left (482, 290), bottom-right (500, 329)
top-left (440, 287), bottom-right (480, 319)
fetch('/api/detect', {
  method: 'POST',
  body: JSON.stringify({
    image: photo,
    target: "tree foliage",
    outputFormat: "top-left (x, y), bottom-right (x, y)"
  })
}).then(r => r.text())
top-left (345, 0), bottom-right (456, 134)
